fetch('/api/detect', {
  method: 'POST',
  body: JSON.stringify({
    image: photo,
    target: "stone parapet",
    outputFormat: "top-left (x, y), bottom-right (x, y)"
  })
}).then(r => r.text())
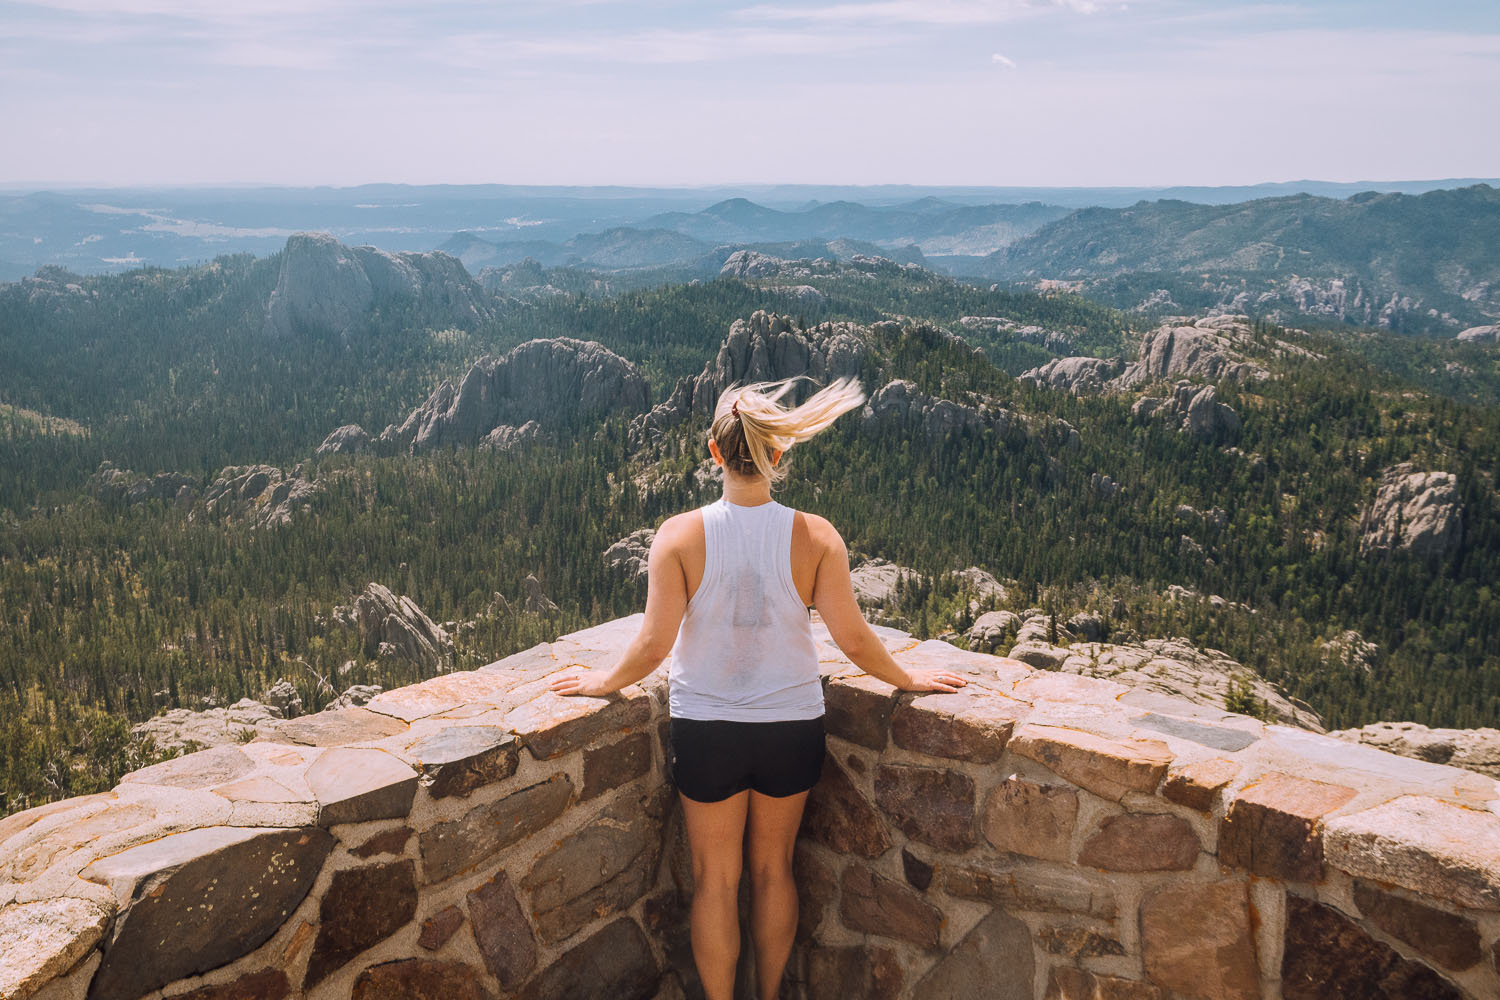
top-left (2, 616), bottom-right (1498, 1000)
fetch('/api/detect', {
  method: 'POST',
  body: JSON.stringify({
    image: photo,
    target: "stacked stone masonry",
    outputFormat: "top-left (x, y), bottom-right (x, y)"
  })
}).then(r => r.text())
top-left (3, 616), bottom-right (1499, 1000)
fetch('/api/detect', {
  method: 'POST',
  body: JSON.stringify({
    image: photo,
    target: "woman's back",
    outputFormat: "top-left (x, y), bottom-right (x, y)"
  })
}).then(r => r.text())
top-left (669, 498), bottom-right (821, 722)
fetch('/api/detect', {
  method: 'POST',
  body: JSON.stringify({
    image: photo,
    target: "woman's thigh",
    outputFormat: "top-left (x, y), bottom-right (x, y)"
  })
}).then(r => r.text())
top-left (680, 789), bottom-right (750, 885)
top-left (745, 788), bottom-right (809, 878)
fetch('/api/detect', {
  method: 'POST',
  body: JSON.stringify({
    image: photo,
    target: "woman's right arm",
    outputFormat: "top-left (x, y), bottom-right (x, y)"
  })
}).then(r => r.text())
top-left (809, 517), bottom-right (966, 694)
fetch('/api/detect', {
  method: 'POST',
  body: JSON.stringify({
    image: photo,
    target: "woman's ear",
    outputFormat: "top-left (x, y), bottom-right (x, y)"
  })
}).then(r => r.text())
top-left (772, 448), bottom-right (784, 465)
top-left (708, 438), bottom-right (725, 467)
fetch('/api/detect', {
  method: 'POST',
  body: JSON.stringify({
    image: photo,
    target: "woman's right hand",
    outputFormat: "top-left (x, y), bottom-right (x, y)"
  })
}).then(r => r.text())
top-left (899, 668), bottom-right (968, 693)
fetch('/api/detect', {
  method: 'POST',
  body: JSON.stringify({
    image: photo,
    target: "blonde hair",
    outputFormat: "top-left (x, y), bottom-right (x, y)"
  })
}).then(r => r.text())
top-left (711, 376), bottom-right (866, 484)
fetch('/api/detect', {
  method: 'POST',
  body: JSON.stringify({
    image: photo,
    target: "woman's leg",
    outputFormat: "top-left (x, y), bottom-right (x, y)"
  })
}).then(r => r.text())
top-left (680, 789), bottom-right (750, 1000)
top-left (745, 788), bottom-right (810, 1000)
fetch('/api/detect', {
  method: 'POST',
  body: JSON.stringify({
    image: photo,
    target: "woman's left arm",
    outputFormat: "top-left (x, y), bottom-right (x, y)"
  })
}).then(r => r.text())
top-left (549, 522), bottom-right (688, 697)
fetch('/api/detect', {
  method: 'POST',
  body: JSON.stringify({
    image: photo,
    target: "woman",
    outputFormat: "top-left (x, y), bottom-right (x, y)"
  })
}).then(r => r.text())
top-left (550, 376), bottom-right (967, 1000)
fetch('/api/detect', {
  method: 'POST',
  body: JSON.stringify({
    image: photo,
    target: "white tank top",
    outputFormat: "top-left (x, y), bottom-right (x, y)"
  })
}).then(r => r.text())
top-left (668, 498), bottom-right (823, 721)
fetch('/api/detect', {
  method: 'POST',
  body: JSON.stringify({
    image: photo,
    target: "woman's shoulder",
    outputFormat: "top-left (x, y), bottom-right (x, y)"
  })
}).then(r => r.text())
top-left (791, 509), bottom-right (842, 548)
top-left (655, 508), bottom-right (706, 546)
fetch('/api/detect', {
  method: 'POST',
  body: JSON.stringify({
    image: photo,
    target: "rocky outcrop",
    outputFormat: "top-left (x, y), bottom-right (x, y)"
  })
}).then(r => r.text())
top-left (1003, 612), bottom-right (1322, 731)
top-left (1330, 722), bottom-right (1500, 779)
top-left (376, 338), bottom-right (647, 454)
top-left (523, 575), bottom-right (559, 615)
top-left (349, 583), bottom-right (454, 675)
top-left (88, 464), bottom-right (197, 505)
top-left (198, 465), bottom-right (318, 529)
top-left (1114, 317), bottom-right (1269, 388)
top-left (951, 567), bottom-right (1006, 603)
top-left (631, 310), bottom-right (867, 441)
top-left (767, 284), bottom-right (826, 308)
top-left (262, 232), bottom-right (492, 340)
top-left (1019, 356), bottom-right (1123, 394)
top-left (1359, 464), bottom-right (1463, 559)
top-left (861, 380), bottom-right (1021, 441)
top-left (604, 529), bottom-right (655, 581)
top-left (315, 424), bottom-right (372, 457)
top-left (132, 684), bottom-right (386, 752)
top-left (131, 698), bottom-right (283, 751)
top-left (959, 316), bottom-right (1075, 353)
top-left (847, 559), bottom-right (922, 608)
top-left (479, 420), bottom-right (542, 452)
top-left (1455, 324), bottom-right (1499, 343)
top-left (1134, 381), bottom-right (1240, 441)
top-left (963, 610), bottom-right (1022, 653)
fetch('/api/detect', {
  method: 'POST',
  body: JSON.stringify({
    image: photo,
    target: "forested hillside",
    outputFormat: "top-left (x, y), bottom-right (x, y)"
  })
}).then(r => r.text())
top-left (973, 185), bottom-right (1500, 335)
top-left (1, 241), bottom-right (1497, 815)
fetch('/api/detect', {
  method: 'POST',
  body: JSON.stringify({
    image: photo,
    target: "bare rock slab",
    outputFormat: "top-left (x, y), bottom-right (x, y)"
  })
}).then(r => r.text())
top-left (839, 864), bottom-right (943, 948)
top-left (504, 689), bottom-right (651, 760)
top-left (1078, 812), bottom-right (1199, 872)
top-left (517, 918), bottom-right (659, 1000)
top-left (1353, 880), bottom-right (1482, 971)
top-left (1324, 795), bottom-right (1500, 910)
top-left (467, 870), bottom-right (536, 989)
top-left (873, 763), bottom-right (976, 852)
top-left (912, 906), bottom-right (1033, 999)
top-left (1140, 880), bottom-right (1259, 1000)
top-left (405, 727), bottom-right (519, 799)
top-left (1162, 757), bottom-right (1240, 812)
top-left (420, 774), bottom-right (574, 885)
top-left (82, 825), bottom-right (332, 1000)
top-left (802, 754), bottom-right (891, 858)
top-left (981, 776), bottom-right (1077, 862)
top-left (824, 674), bottom-right (899, 751)
top-left (1219, 771), bottom-right (1357, 883)
top-left (1009, 725), bottom-right (1172, 801)
top-left (1283, 893), bottom-right (1466, 1000)
top-left (168, 968), bottom-right (291, 1000)
top-left (890, 691), bottom-right (1016, 762)
top-left (581, 731), bottom-right (652, 800)
top-left (520, 789), bottom-right (665, 942)
top-left (939, 859), bottom-right (1117, 920)
top-left (261, 707), bottom-right (407, 746)
top-left (352, 959), bottom-right (494, 1000)
top-left (119, 745), bottom-right (255, 790)
top-left (0, 898), bottom-right (111, 1000)
top-left (303, 860), bottom-right (418, 988)
top-left (306, 748), bottom-right (419, 825)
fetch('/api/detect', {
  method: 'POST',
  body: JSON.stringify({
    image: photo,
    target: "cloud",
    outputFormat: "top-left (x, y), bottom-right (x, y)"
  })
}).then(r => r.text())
top-left (991, 52), bottom-right (1016, 67)
top-left (738, 0), bottom-right (1111, 26)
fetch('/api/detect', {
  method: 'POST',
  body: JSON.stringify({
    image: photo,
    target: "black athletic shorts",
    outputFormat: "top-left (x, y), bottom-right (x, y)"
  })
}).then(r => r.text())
top-left (668, 716), bottom-right (826, 803)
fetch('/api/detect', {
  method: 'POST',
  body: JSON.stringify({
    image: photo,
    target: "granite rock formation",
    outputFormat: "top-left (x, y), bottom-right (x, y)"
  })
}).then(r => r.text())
top-left (315, 424), bottom-right (372, 457)
top-left (959, 316), bottom-right (1074, 352)
top-left (1455, 324), bottom-right (1500, 343)
top-left (1113, 316), bottom-right (1271, 387)
top-left (348, 583), bottom-right (454, 675)
top-left (1359, 463), bottom-right (1464, 559)
top-left (88, 464), bottom-right (197, 505)
top-left (1133, 381), bottom-right (1241, 441)
top-left (861, 379), bottom-right (1020, 441)
top-left (631, 310), bottom-right (867, 442)
top-left (198, 465), bottom-right (319, 529)
top-left (1330, 722), bottom-right (1500, 780)
top-left (1019, 356), bottom-right (1124, 394)
top-left (375, 338), bottom-right (647, 454)
top-left (847, 559), bottom-right (922, 608)
top-left (262, 233), bottom-right (492, 341)
top-left (604, 529), bottom-right (655, 581)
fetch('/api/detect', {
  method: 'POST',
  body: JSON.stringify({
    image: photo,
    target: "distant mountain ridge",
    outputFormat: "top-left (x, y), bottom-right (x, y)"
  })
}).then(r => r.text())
top-left (976, 185), bottom-right (1500, 333)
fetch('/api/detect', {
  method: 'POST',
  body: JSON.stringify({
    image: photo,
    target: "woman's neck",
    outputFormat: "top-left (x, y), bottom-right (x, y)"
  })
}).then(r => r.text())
top-left (721, 471), bottom-right (773, 507)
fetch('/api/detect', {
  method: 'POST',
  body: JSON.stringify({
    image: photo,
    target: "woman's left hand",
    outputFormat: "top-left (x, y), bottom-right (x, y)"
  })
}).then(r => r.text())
top-left (549, 671), bottom-right (614, 697)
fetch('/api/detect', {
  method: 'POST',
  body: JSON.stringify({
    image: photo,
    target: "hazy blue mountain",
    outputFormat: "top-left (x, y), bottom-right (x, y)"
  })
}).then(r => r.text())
top-left (5, 179), bottom-right (1493, 280)
top-left (971, 185), bottom-right (1500, 334)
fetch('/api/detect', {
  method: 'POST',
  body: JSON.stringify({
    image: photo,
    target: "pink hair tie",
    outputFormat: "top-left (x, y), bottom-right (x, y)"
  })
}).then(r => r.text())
top-left (731, 401), bottom-right (739, 418)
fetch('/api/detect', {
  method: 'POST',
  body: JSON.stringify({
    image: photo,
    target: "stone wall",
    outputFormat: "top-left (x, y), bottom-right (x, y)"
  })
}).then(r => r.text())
top-left (3, 616), bottom-right (1500, 1000)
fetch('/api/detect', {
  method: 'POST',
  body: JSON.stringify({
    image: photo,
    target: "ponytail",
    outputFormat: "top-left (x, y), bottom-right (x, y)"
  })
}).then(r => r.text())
top-left (710, 376), bottom-right (866, 484)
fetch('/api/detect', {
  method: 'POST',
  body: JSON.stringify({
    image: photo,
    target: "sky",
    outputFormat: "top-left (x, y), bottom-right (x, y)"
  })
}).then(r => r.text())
top-left (1, 0), bottom-right (1497, 188)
